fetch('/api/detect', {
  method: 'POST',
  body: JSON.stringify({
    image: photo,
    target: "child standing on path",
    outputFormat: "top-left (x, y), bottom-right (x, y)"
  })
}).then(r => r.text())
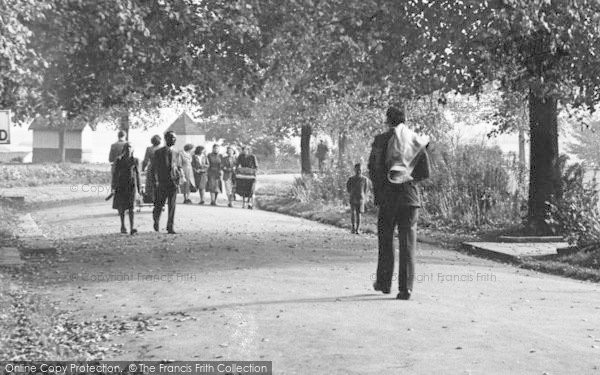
top-left (346, 163), bottom-right (370, 234)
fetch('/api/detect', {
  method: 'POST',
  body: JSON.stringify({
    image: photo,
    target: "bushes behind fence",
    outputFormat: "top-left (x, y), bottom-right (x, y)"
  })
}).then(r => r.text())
top-left (291, 142), bottom-right (525, 230)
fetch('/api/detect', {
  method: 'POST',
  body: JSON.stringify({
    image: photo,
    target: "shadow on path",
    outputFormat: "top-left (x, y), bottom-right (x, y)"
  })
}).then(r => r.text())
top-left (170, 293), bottom-right (398, 315)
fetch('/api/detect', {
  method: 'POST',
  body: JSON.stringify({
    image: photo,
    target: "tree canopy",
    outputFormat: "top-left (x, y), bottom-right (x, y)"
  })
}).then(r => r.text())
top-left (4, 0), bottom-right (600, 232)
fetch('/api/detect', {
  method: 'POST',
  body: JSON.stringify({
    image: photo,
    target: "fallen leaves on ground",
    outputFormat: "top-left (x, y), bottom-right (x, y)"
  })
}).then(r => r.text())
top-left (0, 282), bottom-right (169, 360)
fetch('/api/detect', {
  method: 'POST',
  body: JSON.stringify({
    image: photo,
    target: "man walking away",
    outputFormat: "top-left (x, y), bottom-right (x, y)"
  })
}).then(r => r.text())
top-left (368, 107), bottom-right (431, 300)
top-left (152, 131), bottom-right (182, 234)
top-left (346, 163), bottom-right (369, 234)
top-left (316, 140), bottom-right (329, 173)
top-left (109, 130), bottom-right (128, 164)
top-left (109, 130), bottom-right (128, 194)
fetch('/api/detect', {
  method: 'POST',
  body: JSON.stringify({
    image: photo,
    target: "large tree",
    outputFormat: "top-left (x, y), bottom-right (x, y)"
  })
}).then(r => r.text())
top-left (260, 0), bottom-right (600, 234)
top-left (28, 0), bottom-right (263, 117)
top-left (399, 0), bottom-right (600, 234)
top-left (3, 0), bottom-right (267, 159)
top-left (0, 0), bottom-right (48, 119)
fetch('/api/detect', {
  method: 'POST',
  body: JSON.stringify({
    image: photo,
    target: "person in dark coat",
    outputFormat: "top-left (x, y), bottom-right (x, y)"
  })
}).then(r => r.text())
top-left (316, 139), bottom-right (329, 173)
top-left (109, 130), bottom-right (128, 164)
top-left (235, 145), bottom-right (258, 209)
top-left (141, 134), bottom-right (162, 203)
top-left (112, 142), bottom-right (141, 235)
top-left (368, 107), bottom-right (431, 300)
top-left (152, 131), bottom-right (182, 234)
top-left (346, 163), bottom-right (370, 234)
top-left (206, 144), bottom-right (223, 205)
top-left (108, 130), bottom-right (128, 192)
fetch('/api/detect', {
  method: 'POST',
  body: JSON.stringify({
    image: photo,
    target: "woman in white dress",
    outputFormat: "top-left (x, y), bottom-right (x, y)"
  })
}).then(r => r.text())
top-left (179, 143), bottom-right (196, 204)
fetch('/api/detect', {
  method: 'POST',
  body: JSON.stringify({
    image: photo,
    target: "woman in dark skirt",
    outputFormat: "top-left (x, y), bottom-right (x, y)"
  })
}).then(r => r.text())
top-left (206, 144), bottom-right (223, 205)
top-left (112, 143), bottom-right (141, 235)
top-left (235, 145), bottom-right (258, 209)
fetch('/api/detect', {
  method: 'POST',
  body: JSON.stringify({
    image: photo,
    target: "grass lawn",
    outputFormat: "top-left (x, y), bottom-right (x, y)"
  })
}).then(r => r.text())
top-left (0, 203), bottom-right (17, 246)
top-left (0, 163), bottom-right (111, 188)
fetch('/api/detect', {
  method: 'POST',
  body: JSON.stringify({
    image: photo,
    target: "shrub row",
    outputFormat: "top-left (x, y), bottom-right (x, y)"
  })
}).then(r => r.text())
top-left (0, 163), bottom-right (110, 188)
top-left (291, 143), bottom-right (525, 230)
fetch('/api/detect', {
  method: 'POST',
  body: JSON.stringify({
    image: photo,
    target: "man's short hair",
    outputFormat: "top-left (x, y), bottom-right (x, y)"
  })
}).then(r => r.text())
top-left (117, 130), bottom-right (126, 138)
top-left (386, 107), bottom-right (405, 127)
top-left (164, 130), bottom-right (176, 138)
top-left (354, 163), bottom-right (361, 169)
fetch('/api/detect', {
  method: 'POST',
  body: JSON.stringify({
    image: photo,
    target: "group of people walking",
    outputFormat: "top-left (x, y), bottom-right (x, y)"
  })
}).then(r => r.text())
top-left (108, 105), bottom-right (431, 302)
top-left (182, 143), bottom-right (259, 208)
top-left (108, 130), bottom-right (258, 235)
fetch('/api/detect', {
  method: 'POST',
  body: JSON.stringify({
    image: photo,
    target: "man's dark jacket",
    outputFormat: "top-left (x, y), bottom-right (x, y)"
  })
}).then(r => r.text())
top-left (152, 146), bottom-right (181, 190)
top-left (367, 129), bottom-right (430, 206)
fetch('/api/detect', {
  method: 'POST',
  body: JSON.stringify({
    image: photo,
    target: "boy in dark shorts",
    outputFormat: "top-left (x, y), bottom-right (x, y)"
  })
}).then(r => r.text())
top-left (346, 163), bottom-right (370, 234)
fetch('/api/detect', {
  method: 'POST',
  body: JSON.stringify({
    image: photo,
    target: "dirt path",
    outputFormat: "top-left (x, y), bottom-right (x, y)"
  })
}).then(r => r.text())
top-left (18, 193), bottom-right (600, 374)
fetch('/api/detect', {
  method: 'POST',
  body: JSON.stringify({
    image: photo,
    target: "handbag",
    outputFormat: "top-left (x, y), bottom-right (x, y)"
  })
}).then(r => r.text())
top-left (190, 184), bottom-right (198, 193)
top-left (237, 166), bottom-right (256, 176)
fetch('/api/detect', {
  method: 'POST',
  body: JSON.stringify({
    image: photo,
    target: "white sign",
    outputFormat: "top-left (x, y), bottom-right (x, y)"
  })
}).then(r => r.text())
top-left (0, 110), bottom-right (10, 144)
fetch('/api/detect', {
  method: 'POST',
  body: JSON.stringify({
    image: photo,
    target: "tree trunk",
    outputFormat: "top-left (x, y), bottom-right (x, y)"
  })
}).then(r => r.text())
top-left (518, 126), bottom-right (527, 186)
top-left (527, 91), bottom-right (561, 235)
top-left (338, 131), bottom-right (347, 168)
top-left (58, 129), bottom-right (66, 163)
top-left (119, 112), bottom-right (130, 140)
top-left (300, 124), bottom-right (312, 175)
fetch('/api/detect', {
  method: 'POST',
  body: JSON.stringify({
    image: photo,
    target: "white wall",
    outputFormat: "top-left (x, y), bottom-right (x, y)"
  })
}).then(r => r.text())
top-left (32, 130), bottom-right (59, 148)
top-left (83, 125), bottom-right (212, 163)
top-left (64, 130), bottom-right (82, 148)
top-left (81, 126), bottom-right (95, 163)
top-left (0, 109), bottom-right (211, 163)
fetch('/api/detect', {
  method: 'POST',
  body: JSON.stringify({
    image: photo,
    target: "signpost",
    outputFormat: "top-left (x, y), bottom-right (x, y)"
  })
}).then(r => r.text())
top-left (0, 110), bottom-right (10, 144)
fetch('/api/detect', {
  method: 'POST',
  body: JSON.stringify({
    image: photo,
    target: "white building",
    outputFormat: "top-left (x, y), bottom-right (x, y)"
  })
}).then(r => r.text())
top-left (165, 112), bottom-right (206, 151)
top-left (28, 117), bottom-right (94, 163)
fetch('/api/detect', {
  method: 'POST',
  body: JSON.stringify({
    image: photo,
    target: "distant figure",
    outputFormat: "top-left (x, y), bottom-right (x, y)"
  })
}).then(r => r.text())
top-left (112, 143), bottom-right (141, 235)
top-left (206, 144), bottom-right (223, 206)
top-left (222, 146), bottom-right (237, 208)
top-left (231, 147), bottom-right (239, 201)
top-left (316, 139), bottom-right (329, 173)
top-left (141, 135), bottom-right (162, 203)
top-left (346, 163), bottom-right (370, 234)
top-left (368, 107), bottom-right (430, 300)
top-left (109, 130), bottom-right (128, 188)
top-left (179, 143), bottom-right (196, 204)
top-left (152, 131), bottom-right (182, 234)
top-left (109, 130), bottom-right (128, 164)
top-left (236, 145), bottom-right (258, 209)
top-left (192, 146), bottom-right (209, 204)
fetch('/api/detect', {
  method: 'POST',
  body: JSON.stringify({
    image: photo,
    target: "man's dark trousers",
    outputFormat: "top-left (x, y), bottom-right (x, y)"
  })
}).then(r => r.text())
top-left (376, 191), bottom-right (419, 293)
top-left (153, 185), bottom-right (177, 231)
